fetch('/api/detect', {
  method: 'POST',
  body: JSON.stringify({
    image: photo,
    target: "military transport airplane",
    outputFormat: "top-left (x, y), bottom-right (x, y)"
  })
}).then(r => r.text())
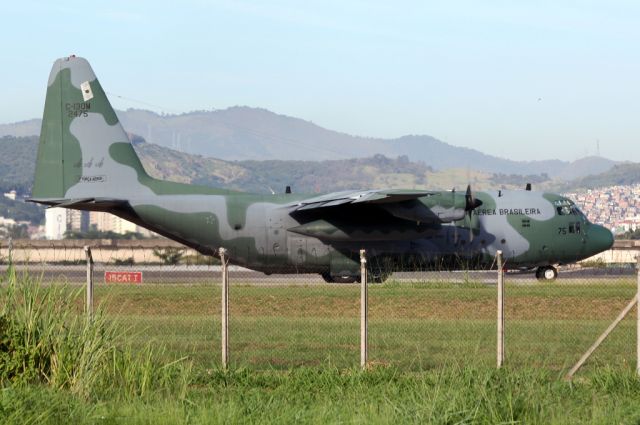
top-left (28, 56), bottom-right (614, 282)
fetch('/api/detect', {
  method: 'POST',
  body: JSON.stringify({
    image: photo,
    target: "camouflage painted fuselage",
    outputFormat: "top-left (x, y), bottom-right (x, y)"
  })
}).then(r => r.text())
top-left (109, 189), bottom-right (613, 277)
top-left (30, 57), bottom-right (614, 279)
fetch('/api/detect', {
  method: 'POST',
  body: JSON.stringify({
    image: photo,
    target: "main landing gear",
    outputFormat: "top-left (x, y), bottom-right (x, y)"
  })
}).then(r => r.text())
top-left (321, 272), bottom-right (358, 284)
top-left (535, 265), bottom-right (558, 282)
top-left (320, 271), bottom-right (390, 284)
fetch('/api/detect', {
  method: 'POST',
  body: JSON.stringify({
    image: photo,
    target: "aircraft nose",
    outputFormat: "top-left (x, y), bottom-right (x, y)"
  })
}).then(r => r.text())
top-left (587, 224), bottom-right (614, 255)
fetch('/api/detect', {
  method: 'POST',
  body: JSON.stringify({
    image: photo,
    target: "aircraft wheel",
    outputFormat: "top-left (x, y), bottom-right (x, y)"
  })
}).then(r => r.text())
top-left (321, 272), bottom-right (358, 284)
top-left (536, 266), bottom-right (558, 282)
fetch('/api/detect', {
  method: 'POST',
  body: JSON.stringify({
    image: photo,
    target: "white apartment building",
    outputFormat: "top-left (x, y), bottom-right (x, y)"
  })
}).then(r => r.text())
top-left (45, 207), bottom-right (154, 239)
top-left (45, 208), bottom-right (68, 240)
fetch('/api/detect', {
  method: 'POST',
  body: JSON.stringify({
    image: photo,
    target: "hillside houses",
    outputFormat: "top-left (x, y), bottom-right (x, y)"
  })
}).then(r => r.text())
top-left (565, 184), bottom-right (640, 234)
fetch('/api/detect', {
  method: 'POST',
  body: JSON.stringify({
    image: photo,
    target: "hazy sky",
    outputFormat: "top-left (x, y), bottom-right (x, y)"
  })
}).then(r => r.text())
top-left (2, 1), bottom-right (639, 162)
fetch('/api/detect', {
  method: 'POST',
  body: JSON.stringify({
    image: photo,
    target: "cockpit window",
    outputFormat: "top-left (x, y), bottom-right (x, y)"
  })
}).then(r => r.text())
top-left (554, 199), bottom-right (586, 218)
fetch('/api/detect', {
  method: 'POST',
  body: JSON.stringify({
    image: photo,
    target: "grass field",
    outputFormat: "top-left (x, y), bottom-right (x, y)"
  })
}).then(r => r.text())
top-left (91, 278), bottom-right (638, 372)
top-left (4, 365), bottom-right (640, 424)
top-left (2, 273), bottom-right (640, 423)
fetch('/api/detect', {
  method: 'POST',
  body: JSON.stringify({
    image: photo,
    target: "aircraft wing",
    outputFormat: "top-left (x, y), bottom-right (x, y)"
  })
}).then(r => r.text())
top-left (288, 189), bottom-right (455, 224)
top-left (288, 188), bottom-right (481, 225)
top-left (290, 189), bottom-right (435, 211)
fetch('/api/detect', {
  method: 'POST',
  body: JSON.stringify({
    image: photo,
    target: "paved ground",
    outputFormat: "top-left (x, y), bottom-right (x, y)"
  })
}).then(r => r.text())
top-left (1, 263), bottom-right (635, 286)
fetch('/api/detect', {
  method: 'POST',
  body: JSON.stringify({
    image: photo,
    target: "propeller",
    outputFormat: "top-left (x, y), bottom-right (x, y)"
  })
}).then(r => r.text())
top-left (464, 185), bottom-right (482, 241)
top-left (464, 184), bottom-right (482, 212)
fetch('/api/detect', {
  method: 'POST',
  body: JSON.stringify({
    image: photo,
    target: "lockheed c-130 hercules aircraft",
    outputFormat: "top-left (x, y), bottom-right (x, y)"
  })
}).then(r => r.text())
top-left (29, 56), bottom-right (614, 282)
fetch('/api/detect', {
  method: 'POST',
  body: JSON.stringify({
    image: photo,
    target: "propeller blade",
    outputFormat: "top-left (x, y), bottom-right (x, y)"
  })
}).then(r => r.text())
top-left (464, 184), bottom-right (482, 242)
top-left (464, 184), bottom-right (483, 211)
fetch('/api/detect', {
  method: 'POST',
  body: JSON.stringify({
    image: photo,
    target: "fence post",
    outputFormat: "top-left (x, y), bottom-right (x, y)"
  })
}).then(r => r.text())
top-left (7, 237), bottom-right (14, 282)
top-left (497, 250), bottom-right (504, 368)
top-left (84, 246), bottom-right (94, 320)
top-left (219, 247), bottom-right (229, 369)
top-left (360, 249), bottom-right (368, 369)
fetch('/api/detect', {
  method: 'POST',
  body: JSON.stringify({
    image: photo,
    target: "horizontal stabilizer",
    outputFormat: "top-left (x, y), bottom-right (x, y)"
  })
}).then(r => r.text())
top-left (52, 198), bottom-right (95, 208)
top-left (27, 197), bottom-right (128, 210)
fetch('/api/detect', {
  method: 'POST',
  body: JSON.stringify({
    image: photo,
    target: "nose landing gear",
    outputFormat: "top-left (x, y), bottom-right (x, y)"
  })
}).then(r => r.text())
top-left (535, 265), bottom-right (558, 281)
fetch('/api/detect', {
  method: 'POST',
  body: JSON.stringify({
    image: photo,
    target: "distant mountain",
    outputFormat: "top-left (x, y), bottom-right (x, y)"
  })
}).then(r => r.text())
top-left (119, 108), bottom-right (374, 161)
top-left (0, 107), bottom-right (617, 180)
top-left (0, 119), bottom-right (41, 138)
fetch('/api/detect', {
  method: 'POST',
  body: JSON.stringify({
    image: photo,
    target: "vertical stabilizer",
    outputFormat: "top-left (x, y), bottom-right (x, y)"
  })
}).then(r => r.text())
top-left (32, 56), bottom-right (150, 202)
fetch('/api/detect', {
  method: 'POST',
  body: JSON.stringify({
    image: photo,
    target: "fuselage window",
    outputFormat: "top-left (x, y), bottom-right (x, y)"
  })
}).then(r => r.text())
top-left (575, 222), bottom-right (581, 234)
top-left (569, 224), bottom-right (575, 233)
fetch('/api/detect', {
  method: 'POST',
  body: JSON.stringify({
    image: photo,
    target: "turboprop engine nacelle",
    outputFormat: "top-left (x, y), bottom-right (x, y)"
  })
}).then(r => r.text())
top-left (380, 189), bottom-right (482, 224)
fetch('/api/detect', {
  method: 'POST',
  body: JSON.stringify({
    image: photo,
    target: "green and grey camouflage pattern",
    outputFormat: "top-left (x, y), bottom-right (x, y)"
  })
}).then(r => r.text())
top-left (29, 56), bottom-right (614, 282)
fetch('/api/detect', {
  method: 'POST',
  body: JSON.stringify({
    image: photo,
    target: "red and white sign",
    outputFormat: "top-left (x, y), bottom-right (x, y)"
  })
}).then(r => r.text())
top-left (104, 271), bottom-right (143, 284)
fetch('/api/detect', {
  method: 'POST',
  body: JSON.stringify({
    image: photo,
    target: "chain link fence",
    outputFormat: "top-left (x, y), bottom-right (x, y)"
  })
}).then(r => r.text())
top-left (1, 239), bottom-right (638, 376)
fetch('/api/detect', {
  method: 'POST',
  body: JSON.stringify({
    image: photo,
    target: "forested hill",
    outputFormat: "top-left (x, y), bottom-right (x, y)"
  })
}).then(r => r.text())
top-left (0, 135), bottom-right (436, 195)
top-left (0, 136), bottom-right (44, 224)
top-left (1, 135), bottom-right (638, 203)
top-left (134, 140), bottom-right (508, 193)
top-left (0, 136), bottom-right (38, 194)
top-left (0, 135), bottom-right (495, 196)
top-left (560, 163), bottom-right (640, 191)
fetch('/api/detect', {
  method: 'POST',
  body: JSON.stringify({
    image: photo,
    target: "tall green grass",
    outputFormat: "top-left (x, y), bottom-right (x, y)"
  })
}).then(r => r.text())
top-left (0, 271), bottom-right (192, 400)
top-left (2, 364), bottom-right (640, 424)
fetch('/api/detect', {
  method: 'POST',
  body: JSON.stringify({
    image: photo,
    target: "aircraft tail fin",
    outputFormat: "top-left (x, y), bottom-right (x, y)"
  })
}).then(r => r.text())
top-left (31, 56), bottom-right (150, 203)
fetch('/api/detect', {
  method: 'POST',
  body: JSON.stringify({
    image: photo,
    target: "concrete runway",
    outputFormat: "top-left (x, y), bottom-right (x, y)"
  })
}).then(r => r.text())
top-left (1, 264), bottom-right (635, 286)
